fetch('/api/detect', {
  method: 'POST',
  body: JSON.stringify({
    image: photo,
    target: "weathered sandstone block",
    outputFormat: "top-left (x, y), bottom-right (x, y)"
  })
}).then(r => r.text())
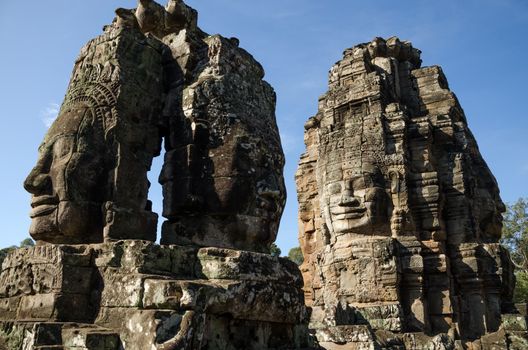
top-left (0, 241), bottom-right (308, 349)
top-left (2, 0), bottom-right (305, 348)
top-left (23, 16), bottom-right (164, 244)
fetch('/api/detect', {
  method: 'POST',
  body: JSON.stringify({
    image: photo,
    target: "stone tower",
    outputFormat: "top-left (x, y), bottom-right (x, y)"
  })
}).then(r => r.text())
top-left (296, 37), bottom-right (526, 349)
top-left (0, 1), bottom-right (308, 349)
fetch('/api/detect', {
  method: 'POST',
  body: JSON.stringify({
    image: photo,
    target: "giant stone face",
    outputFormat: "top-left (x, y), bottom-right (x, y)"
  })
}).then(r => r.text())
top-left (23, 14), bottom-right (165, 244)
top-left (297, 37), bottom-right (515, 342)
top-left (322, 162), bottom-right (389, 236)
top-left (159, 34), bottom-right (286, 253)
top-left (317, 113), bottom-right (392, 238)
top-left (24, 106), bottom-right (106, 243)
top-left (207, 122), bottom-right (285, 246)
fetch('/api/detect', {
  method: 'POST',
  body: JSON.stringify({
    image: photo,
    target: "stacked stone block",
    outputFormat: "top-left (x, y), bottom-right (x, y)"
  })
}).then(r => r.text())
top-left (0, 242), bottom-right (307, 349)
top-left (296, 37), bottom-right (526, 349)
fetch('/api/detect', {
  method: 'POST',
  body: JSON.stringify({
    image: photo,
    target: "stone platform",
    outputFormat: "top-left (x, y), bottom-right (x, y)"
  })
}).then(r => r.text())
top-left (0, 242), bottom-right (310, 349)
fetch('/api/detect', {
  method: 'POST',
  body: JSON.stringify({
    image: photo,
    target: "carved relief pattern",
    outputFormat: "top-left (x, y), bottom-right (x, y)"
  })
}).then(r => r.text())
top-left (1, 1), bottom-right (305, 349)
top-left (297, 37), bottom-right (517, 345)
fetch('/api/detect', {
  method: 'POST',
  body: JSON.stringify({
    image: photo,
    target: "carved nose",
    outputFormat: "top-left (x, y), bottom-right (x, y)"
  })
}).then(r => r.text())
top-left (23, 169), bottom-right (51, 195)
top-left (339, 194), bottom-right (359, 207)
top-left (257, 175), bottom-right (281, 199)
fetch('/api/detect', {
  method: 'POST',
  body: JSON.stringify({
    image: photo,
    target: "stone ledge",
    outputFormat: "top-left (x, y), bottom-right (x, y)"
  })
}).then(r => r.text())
top-left (0, 322), bottom-right (119, 350)
top-left (0, 241), bottom-right (308, 348)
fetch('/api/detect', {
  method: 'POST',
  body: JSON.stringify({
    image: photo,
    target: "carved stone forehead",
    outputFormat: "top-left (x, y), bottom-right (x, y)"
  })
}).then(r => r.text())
top-left (41, 107), bottom-right (92, 148)
top-left (319, 132), bottom-right (383, 166)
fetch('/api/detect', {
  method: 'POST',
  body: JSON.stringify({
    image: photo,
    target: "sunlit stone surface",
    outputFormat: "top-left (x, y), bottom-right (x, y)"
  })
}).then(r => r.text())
top-left (0, 1), bottom-right (307, 349)
top-left (296, 37), bottom-right (526, 349)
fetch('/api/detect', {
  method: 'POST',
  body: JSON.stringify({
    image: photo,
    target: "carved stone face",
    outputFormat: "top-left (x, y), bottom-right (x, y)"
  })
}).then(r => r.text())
top-left (210, 135), bottom-right (285, 244)
top-left (161, 119), bottom-right (286, 251)
top-left (322, 163), bottom-right (389, 236)
top-left (24, 106), bottom-right (105, 243)
top-left (159, 34), bottom-right (285, 252)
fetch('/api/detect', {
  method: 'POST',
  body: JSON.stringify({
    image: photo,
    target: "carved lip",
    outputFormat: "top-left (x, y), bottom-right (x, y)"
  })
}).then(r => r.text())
top-left (30, 195), bottom-right (59, 218)
top-left (30, 204), bottom-right (57, 218)
top-left (332, 207), bottom-right (366, 219)
top-left (31, 195), bottom-right (59, 208)
top-left (331, 206), bottom-right (366, 214)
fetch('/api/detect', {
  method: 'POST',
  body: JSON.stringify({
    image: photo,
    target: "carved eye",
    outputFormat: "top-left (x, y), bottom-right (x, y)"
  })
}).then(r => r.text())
top-left (365, 188), bottom-right (381, 202)
top-left (53, 136), bottom-right (75, 161)
top-left (327, 183), bottom-right (341, 195)
top-left (351, 176), bottom-right (366, 190)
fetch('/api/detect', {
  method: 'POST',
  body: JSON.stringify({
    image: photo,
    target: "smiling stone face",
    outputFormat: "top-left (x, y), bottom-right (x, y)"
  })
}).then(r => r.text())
top-left (298, 38), bottom-right (516, 344)
top-left (24, 106), bottom-right (106, 243)
top-left (323, 165), bottom-right (389, 236)
top-left (315, 111), bottom-right (391, 238)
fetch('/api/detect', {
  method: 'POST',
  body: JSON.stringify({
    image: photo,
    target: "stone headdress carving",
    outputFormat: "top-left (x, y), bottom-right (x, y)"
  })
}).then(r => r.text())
top-left (24, 10), bottom-right (165, 243)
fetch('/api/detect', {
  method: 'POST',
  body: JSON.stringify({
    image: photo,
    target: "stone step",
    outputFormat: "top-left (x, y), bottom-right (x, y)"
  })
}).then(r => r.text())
top-left (62, 325), bottom-right (119, 350)
top-left (0, 322), bottom-right (119, 350)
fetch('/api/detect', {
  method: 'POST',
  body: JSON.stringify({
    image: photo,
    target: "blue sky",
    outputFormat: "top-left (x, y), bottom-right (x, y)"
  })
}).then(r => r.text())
top-left (0, 0), bottom-right (527, 254)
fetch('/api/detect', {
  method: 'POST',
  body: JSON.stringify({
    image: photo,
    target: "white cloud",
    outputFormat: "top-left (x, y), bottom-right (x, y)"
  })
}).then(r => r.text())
top-left (41, 103), bottom-right (60, 127)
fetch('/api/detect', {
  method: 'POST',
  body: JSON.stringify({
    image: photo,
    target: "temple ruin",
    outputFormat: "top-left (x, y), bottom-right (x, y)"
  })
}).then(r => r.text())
top-left (0, 1), bottom-right (526, 349)
top-left (296, 37), bottom-right (527, 349)
top-left (0, 1), bottom-right (307, 349)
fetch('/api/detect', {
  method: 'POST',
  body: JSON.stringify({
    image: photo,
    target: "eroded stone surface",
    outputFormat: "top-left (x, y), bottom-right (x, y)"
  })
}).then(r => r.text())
top-left (4, 0), bottom-right (302, 349)
top-left (0, 241), bottom-right (308, 349)
top-left (24, 0), bottom-right (285, 254)
top-left (24, 15), bottom-right (164, 244)
top-left (296, 37), bottom-right (522, 348)
top-left (157, 16), bottom-right (286, 254)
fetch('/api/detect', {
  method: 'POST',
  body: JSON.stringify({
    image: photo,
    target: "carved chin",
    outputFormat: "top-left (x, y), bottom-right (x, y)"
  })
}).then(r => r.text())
top-left (29, 202), bottom-right (102, 243)
top-left (29, 207), bottom-right (59, 240)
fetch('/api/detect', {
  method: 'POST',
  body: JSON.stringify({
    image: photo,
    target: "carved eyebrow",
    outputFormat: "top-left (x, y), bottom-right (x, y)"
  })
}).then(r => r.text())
top-left (341, 173), bottom-right (364, 182)
top-left (38, 133), bottom-right (77, 152)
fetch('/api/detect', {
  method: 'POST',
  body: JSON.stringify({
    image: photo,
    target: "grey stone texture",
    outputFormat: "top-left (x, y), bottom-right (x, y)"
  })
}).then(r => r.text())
top-left (132, 0), bottom-right (286, 253)
top-left (296, 37), bottom-right (526, 348)
top-left (3, 0), bottom-right (524, 347)
top-left (24, 0), bottom-right (285, 254)
top-left (23, 12), bottom-right (163, 244)
top-left (1, 0), bottom-right (306, 349)
top-left (0, 242), bottom-right (308, 349)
